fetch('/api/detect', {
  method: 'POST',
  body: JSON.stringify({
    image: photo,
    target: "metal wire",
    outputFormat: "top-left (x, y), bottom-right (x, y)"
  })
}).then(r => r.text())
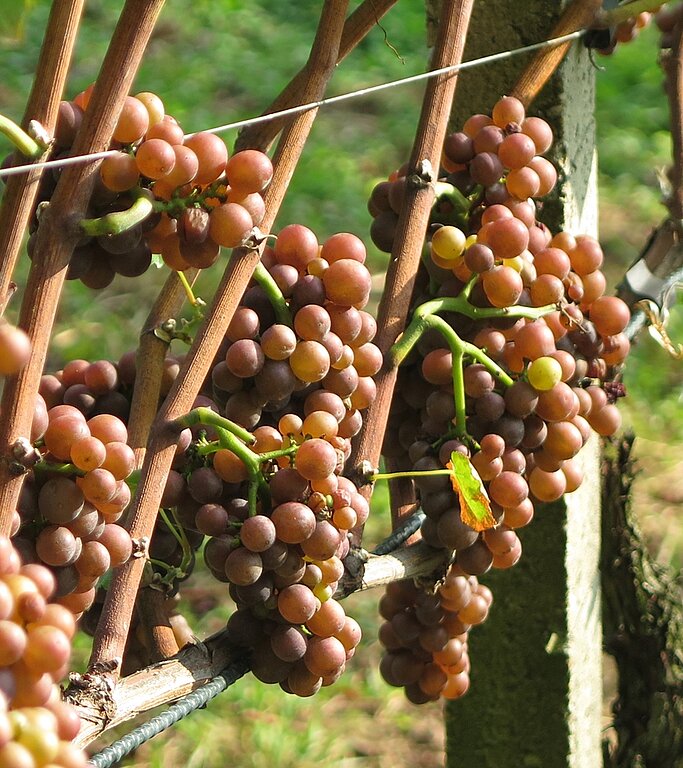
top-left (88, 656), bottom-right (250, 768)
top-left (0, 29), bottom-right (585, 180)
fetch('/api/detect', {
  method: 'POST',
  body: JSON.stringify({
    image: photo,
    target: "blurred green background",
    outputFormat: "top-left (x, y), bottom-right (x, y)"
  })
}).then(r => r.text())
top-left (0, 2), bottom-right (681, 766)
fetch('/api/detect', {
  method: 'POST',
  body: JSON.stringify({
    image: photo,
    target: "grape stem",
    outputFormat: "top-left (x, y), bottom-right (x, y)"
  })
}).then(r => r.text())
top-left (176, 271), bottom-right (201, 308)
top-left (392, 295), bottom-right (538, 437)
top-left (157, 507), bottom-right (195, 577)
top-left (79, 189), bottom-right (154, 236)
top-left (174, 407), bottom-right (255, 445)
top-left (432, 180), bottom-right (471, 216)
top-left (33, 460), bottom-right (84, 477)
top-left (0, 113), bottom-right (44, 158)
top-left (252, 261), bottom-right (294, 327)
top-left (214, 426), bottom-right (270, 517)
top-left (175, 406), bottom-right (271, 516)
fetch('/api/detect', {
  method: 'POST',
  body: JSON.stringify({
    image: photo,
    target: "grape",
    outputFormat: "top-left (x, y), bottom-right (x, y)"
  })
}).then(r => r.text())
top-left (470, 152), bottom-right (504, 186)
top-left (492, 95), bottom-right (525, 127)
top-left (208, 203), bottom-right (253, 248)
top-left (275, 224), bottom-right (319, 272)
top-left (147, 115), bottom-right (184, 144)
top-left (113, 96), bottom-right (149, 143)
top-left (488, 471), bottom-right (529, 508)
top-left (226, 339), bottom-right (265, 378)
top-left (432, 226), bottom-right (466, 261)
top-left (75, 540), bottom-right (110, 579)
top-left (320, 232), bottom-right (367, 264)
top-left (304, 636), bottom-right (346, 677)
top-left (225, 149), bottom-right (273, 195)
top-left (587, 296), bottom-right (630, 336)
top-left (528, 156), bottom-right (557, 196)
top-left (294, 304), bottom-right (331, 341)
top-left (43, 414), bottom-right (89, 461)
top-left (35, 527), bottom-right (79, 568)
top-left (302, 411), bottom-right (338, 439)
top-left (77, 468), bottom-right (117, 506)
top-left (289, 341), bottom-right (330, 383)
top-left (482, 265), bottom-right (523, 308)
top-left (100, 153), bottom-right (140, 192)
top-left (240, 516), bottom-right (277, 553)
top-left (463, 243), bottom-right (494, 273)
top-left (322, 259), bottom-right (372, 308)
top-left (587, 403), bottom-right (622, 436)
top-left (506, 166), bottom-right (541, 199)
top-left (271, 625), bottom-right (308, 663)
top-left (101, 441), bottom-right (135, 480)
top-left (225, 549), bottom-right (263, 586)
top-left (98, 524), bottom-right (132, 567)
top-left (498, 133), bottom-right (536, 169)
top-left (529, 466), bottom-right (567, 501)
top-left (527, 356), bottom-right (563, 391)
top-left (183, 132), bottom-right (228, 184)
top-left (278, 584), bottom-right (319, 624)
top-left (87, 414), bottom-right (127, 444)
top-left (271, 501), bottom-right (316, 544)
top-left (301, 520), bottom-right (342, 561)
top-left (135, 138), bottom-right (176, 179)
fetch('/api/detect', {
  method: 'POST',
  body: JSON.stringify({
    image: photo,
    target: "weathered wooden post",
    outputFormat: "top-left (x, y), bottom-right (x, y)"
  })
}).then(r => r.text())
top-left (434, 2), bottom-right (604, 766)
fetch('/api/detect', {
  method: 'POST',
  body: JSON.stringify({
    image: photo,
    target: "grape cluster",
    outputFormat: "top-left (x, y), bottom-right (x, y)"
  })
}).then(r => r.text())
top-left (25, 89), bottom-right (272, 287)
top-left (0, 536), bottom-right (86, 767)
top-left (12, 375), bottom-right (134, 615)
top-left (165, 227), bottom-right (380, 695)
top-left (369, 95), bottom-right (557, 255)
top-left (219, 461), bottom-right (366, 697)
top-left (208, 226), bottom-right (379, 436)
top-left (378, 566), bottom-right (490, 703)
top-left (376, 96), bottom-right (630, 703)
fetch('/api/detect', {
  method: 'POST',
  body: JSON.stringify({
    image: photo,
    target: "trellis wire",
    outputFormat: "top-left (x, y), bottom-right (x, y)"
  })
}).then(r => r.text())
top-left (0, 29), bottom-right (584, 180)
top-left (88, 656), bottom-right (251, 768)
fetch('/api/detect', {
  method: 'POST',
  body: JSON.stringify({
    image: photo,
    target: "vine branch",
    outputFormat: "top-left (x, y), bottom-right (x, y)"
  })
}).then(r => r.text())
top-left (348, 0), bottom-right (475, 532)
top-left (0, 0), bottom-right (85, 318)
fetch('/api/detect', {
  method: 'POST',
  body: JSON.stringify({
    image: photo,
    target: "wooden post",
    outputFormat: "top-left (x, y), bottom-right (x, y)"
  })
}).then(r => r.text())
top-left (436, 2), bottom-right (603, 766)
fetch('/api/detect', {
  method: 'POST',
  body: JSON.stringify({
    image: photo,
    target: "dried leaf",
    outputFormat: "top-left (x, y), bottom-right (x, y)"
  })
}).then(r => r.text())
top-left (447, 450), bottom-right (497, 532)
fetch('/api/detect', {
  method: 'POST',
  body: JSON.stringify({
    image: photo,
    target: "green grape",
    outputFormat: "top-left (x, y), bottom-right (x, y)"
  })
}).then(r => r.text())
top-left (527, 356), bottom-right (563, 391)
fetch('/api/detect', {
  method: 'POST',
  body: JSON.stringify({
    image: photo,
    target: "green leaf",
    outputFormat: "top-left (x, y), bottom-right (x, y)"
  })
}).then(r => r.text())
top-left (447, 450), bottom-right (497, 532)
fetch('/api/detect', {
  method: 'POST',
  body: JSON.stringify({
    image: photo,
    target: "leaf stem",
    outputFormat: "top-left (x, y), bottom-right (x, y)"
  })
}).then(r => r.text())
top-left (372, 468), bottom-right (453, 482)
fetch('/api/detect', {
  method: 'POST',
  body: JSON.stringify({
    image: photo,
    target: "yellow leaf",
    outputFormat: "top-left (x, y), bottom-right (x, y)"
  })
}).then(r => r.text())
top-left (447, 451), bottom-right (497, 532)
